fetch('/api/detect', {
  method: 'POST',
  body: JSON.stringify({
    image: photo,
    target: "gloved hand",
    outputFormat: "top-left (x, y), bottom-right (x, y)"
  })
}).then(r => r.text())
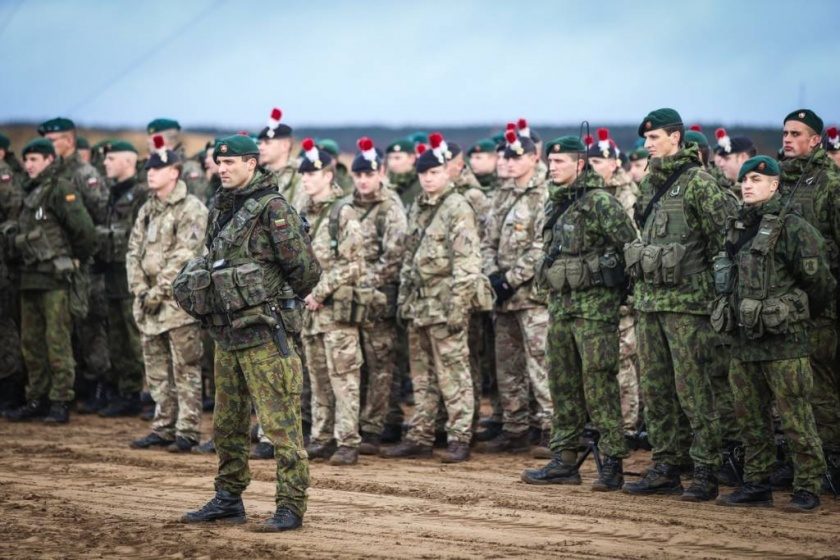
top-left (141, 287), bottom-right (164, 315)
top-left (489, 272), bottom-right (515, 305)
top-left (445, 305), bottom-right (467, 334)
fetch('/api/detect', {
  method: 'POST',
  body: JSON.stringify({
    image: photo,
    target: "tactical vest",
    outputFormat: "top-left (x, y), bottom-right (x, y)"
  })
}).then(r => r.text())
top-left (625, 170), bottom-right (706, 286)
top-left (14, 181), bottom-right (75, 275)
top-left (96, 188), bottom-right (138, 263)
top-left (783, 173), bottom-right (840, 266)
top-left (541, 189), bottom-right (624, 293)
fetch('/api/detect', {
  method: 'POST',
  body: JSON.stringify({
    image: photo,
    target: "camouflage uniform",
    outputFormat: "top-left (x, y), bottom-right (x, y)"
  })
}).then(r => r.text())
top-left (779, 147), bottom-right (840, 458)
top-left (388, 170), bottom-right (422, 208)
top-left (127, 180), bottom-right (207, 441)
top-left (271, 164), bottom-right (307, 212)
top-left (16, 162), bottom-right (96, 403)
top-left (352, 186), bottom-right (407, 437)
top-left (540, 171), bottom-right (636, 458)
top-left (177, 147), bottom-right (210, 203)
top-left (179, 167), bottom-right (319, 517)
top-left (626, 144), bottom-right (736, 469)
top-left (713, 194), bottom-right (833, 493)
top-left (302, 185), bottom-right (365, 449)
top-left (481, 172), bottom-right (552, 435)
top-left (398, 184), bottom-right (482, 445)
top-left (0, 156), bottom-right (25, 394)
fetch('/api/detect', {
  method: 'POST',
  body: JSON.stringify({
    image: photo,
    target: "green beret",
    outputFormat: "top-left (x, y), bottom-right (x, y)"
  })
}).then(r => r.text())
top-left (738, 156), bottom-right (780, 182)
top-left (213, 134), bottom-right (259, 162)
top-left (628, 147), bottom-right (649, 161)
top-left (684, 130), bottom-right (709, 148)
top-left (22, 138), bottom-right (56, 157)
top-left (104, 140), bottom-right (138, 154)
top-left (784, 109), bottom-right (823, 135)
top-left (76, 136), bottom-right (90, 150)
top-left (638, 108), bottom-right (683, 137)
top-left (545, 136), bottom-right (585, 155)
top-left (467, 139), bottom-right (497, 156)
top-left (37, 117), bottom-right (76, 135)
top-left (408, 132), bottom-right (428, 145)
top-left (386, 139), bottom-right (414, 154)
top-left (317, 138), bottom-right (340, 157)
top-left (0, 132), bottom-right (9, 151)
top-left (147, 118), bottom-right (181, 135)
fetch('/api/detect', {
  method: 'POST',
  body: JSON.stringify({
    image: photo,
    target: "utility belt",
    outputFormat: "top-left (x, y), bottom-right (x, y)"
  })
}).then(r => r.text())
top-left (95, 224), bottom-right (130, 264)
top-left (710, 289), bottom-right (810, 339)
top-left (13, 226), bottom-right (71, 270)
top-left (541, 250), bottom-right (625, 293)
top-left (624, 240), bottom-right (705, 286)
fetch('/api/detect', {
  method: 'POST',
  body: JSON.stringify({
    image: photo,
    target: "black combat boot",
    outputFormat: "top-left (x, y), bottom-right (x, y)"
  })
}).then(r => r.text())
top-left (440, 441), bottom-right (470, 463)
top-left (680, 465), bottom-right (719, 502)
top-left (433, 430), bottom-right (448, 449)
top-left (329, 446), bottom-right (359, 466)
top-left (716, 481), bottom-right (773, 507)
top-left (474, 420), bottom-right (503, 442)
top-left (521, 451), bottom-right (581, 485)
top-left (193, 439), bottom-right (216, 455)
top-left (592, 456), bottom-right (624, 491)
top-left (769, 461), bottom-right (794, 489)
top-left (5, 398), bottom-right (49, 421)
top-left (359, 432), bottom-right (380, 455)
top-left (622, 463), bottom-right (683, 495)
top-left (130, 432), bottom-right (175, 449)
top-left (380, 423), bottom-right (403, 444)
top-left (305, 440), bottom-right (336, 460)
top-left (257, 506), bottom-right (302, 532)
top-left (250, 442), bottom-right (275, 459)
top-left (99, 393), bottom-right (142, 417)
top-left (43, 401), bottom-right (70, 424)
top-left (181, 489), bottom-right (246, 523)
top-left (481, 431), bottom-right (530, 453)
top-left (531, 429), bottom-right (551, 459)
top-left (167, 436), bottom-right (198, 453)
top-left (784, 489), bottom-right (821, 513)
top-left (717, 441), bottom-right (744, 487)
top-left (379, 439), bottom-right (433, 459)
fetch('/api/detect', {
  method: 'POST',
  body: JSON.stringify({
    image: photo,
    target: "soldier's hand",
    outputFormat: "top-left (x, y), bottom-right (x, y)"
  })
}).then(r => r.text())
top-left (304, 294), bottom-right (323, 311)
top-left (489, 272), bottom-right (515, 305)
top-left (141, 288), bottom-right (163, 315)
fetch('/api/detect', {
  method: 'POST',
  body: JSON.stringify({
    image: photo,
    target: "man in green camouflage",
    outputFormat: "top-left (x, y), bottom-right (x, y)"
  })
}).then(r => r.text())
top-left (627, 147), bottom-right (649, 185)
top-left (715, 156), bottom-right (833, 512)
top-left (622, 108), bottom-right (736, 501)
top-left (386, 138), bottom-right (422, 207)
top-left (6, 139), bottom-right (96, 423)
top-left (145, 118), bottom-right (209, 202)
top-left (257, 108), bottom-right (307, 211)
top-left (521, 135), bottom-right (636, 490)
top-left (178, 134), bottom-right (320, 531)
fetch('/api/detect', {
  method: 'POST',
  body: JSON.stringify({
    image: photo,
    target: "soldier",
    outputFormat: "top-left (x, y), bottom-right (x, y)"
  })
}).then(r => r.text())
top-left (318, 138), bottom-right (353, 193)
top-left (298, 138), bottom-right (365, 466)
top-left (257, 107), bottom-right (307, 211)
top-left (386, 138), bottom-right (422, 207)
top-left (777, 109), bottom-right (840, 487)
top-left (5, 139), bottom-right (96, 423)
top-left (145, 118), bottom-right (209, 201)
top-left (349, 137), bottom-right (407, 455)
top-left (382, 132), bottom-right (484, 463)
top-left (627, 147), bottom-right (650, 184)
top-left (714, 129), bottom-right (756, 196)
top-left (480, 130), bottom-right (552, 454)
top-left (825, 127), bottom-right (840, 167)
top-left (76, 137), bottom-right (92, 164)
top-left (714, 156), bottom-right (833, 512)
top-left (177, 134), bottom-right (320, 531)
top-left (622, 108), bottom-right (736, 501)
top-left (94, 141), bottom-right (147, 417)
top-left (521, 135), bottom-right (636, 490)
top-left (468, 139), bottom-right (502, 192)
top-left (126, 136), bottom-right (207, 452)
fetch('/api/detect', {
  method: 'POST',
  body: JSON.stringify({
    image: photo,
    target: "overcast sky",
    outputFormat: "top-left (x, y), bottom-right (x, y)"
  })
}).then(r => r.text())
top-left (1, 0), bottom-right (838, 130)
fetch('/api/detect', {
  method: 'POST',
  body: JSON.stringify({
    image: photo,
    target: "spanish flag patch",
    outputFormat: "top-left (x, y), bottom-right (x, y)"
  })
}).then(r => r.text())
top-left (65, 193), bottom-right (77, 202)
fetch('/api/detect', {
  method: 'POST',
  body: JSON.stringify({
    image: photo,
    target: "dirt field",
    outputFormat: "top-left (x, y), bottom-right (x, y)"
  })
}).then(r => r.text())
top-left (1, 414), bottom-right (838, 560)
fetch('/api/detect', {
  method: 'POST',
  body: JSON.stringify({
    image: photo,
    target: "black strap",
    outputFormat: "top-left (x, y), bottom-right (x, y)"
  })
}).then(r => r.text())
top-left (637, 162), bottom-right (698, 228)
top-left (724, 220), bottom-right (761, 258)
top-left (210, 186), bottom-right (279, 245)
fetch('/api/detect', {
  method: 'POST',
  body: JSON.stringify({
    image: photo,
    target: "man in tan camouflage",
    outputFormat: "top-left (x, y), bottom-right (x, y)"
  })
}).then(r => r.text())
top-left (127, 136), bottom-right (208, 452)
top-left (258, 108), bottom-right (307, 211)
top-left (145, 118), bottom-right (209, 202)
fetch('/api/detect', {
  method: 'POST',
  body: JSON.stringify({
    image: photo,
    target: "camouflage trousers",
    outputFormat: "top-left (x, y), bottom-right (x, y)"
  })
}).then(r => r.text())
top-left (214, 342), bottom-right (308, 516)
top-left (359, 319), bottom-right (397, 435)
top-left (0, 284), bottom-right (23, 383)
top-left (469, 311), bottom-right (500, 425)
top-left (20, 289), bottom-right (75, 401)
top-left (617, 311), bottom-right (640, 433)
top-left (547, 315), bottom-right (628, 458)
top-left (637, 312), bottom-right (722, 468)
top-left (730, 357), bottom-right (826, 494)
top-left (406, 322), bottom-right (474, 445)
top-left (141, 324), bottom-right (203, 441)
top-left (495, 307), bottom-right (552, 433)
top-left (709, 340), bottom-right (739, 444)
top-left (385, 321), bottom-right (410, 427)
top-left (303, 326), bottom-right (363, 448)
top-left (809, 319), bottom-right (840, 453)
top-left (73, 272), bottom-right (110, 382)
top-left (258, 333), bottom-right (309, 444)
top-left (102, 298), bottom-right (144, 395)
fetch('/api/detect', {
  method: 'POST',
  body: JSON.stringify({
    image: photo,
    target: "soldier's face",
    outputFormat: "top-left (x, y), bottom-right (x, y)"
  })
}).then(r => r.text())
top-left (469, 152), bottom-right (496, 175)
top-left (147, 166), bottom-right (179, 191)
top-left (547, 153), bottom-right (581, 185)
top-left (204, 149), bottom-right (219, 175)
top-left (496, 152), bottom-right (509, 178)
top-left (589, 157), bottom-right (617, 182)
top-left (643, 129), bottom-right (680, 158)
top-left (829, 150), bottom-right (840, 168)
top-left (629, 159), bottom-right (648, 183)
top-left (352, 169), bottom-right (383, 197)
top-left (741, 172), bottom-right (779, 205)
top-left (217, 156), bottom-right (256, 189)
top-left (387, 152), bottom-right (415, 174)
top-left (506, 153), bottom-right (537, 180)
top-left (719, 152), bottom-right (749, 183)
top-left (104, 152), bottom-right (136, 181)
top-left (23, 153), bottom-right (53, 179)
top-left (258, 137), bottom-right (291, 166)
top-left (44, 132), bottom-right (74, 158)
top-left (447, 153), bottom-right (465, 180)
top-left (301, 169), bottom-right (333, 198)
top-left (782, 121), bottom-right (821, 158)
top-left (418, 165), bottom-right (449, 194)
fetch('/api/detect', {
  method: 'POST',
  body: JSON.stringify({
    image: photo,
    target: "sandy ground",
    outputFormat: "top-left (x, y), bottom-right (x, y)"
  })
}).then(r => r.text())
top-left (1, 413), bottom-right (838, 560)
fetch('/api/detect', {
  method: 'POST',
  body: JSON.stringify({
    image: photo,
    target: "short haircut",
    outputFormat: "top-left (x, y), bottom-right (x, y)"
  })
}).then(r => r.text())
top-left (663, 124), bottom-right (685, 146)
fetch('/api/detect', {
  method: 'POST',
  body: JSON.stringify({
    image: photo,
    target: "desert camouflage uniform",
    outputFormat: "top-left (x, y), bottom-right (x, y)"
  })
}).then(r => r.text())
top-left (272, 163), bottom-right (307, 212)
top-left (127, 181), bottom-right (207, 441)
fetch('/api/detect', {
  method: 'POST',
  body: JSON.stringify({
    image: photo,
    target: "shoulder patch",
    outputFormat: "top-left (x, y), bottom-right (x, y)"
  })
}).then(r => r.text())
top-left (65, 193), bottom-right (77, 203)
top-left (87, 177), bottom-right (99, 187)
top-left (0, 174), bottom-right (11, 183)
top-left (801, 257), bottom-right (819, 276)
top-left (274, 217), bottom-right (288, 229)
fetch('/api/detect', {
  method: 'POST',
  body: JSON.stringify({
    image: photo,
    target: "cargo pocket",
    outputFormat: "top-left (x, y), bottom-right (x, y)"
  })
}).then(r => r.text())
top-left (544, 260), bottom-right (567, 292)
top-left (234, 262), bottom-right (267, 307)
top-left (211, 267), bottom-right (246, 311)
top-left (738, 298), bottom-right (764, 339)
top-left (585, 253), bottom-right (603, 287)
top-left (710, 296), bottom-right (735, 333)
top-left (640, 245), bottom-right (663, 285)
top-left (660, 243), bottom-right (686, 286)
top-left (761, 297), bottom-right (790, 335)
top-left (565, 258), bottom-right (590, 290)
top-left (623, 240), bottom-right (644, 280)
top-left (331, 285), bottom-right (355, 324)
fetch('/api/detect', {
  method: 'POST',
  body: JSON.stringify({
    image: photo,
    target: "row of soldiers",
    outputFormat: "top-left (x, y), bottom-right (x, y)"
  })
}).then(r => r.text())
top-left (1, 105), bottom-right (839, 529)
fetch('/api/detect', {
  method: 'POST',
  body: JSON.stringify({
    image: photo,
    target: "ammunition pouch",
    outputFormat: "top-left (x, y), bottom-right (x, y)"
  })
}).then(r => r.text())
top-left (14, 226), bottom-right (57, 267)
top-left (713, 252), bottom-right (736, 295)
top-left (330, 284), bottom-right (371, 325)
top-left (710, 295), bottom-right (736, 333)
top-left (211, 261), bottom-right (268, 313)
top-left (543, 250), bottom-right (625, 293)
top-left (173, 256), bottom-right (215, 319)
top-left (629, 241), bottom-right (704, 286)
top-left (737, 289), bottom-right (810, 340)
top-left (95, 224), bottom-right (130, 263)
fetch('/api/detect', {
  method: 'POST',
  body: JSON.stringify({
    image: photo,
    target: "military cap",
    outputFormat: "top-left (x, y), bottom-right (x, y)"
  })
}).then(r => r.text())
top-left (37, 117), bottom-right (76, 135)
top-left (714, 128), bottom-right (755, 155)
top-left (146, 134), bottom-right (181, 170)
top-left (685, 130), bottom-right (709, 148)
top-left (586, 128), bottom-right (619, 159)
top-left (22, 138), bottom-right (56, 157)
top-left (212, 134), bottom-right (259, 163)
top-left (408, 132), bottom-right (429, 145)
top-left (448, 142), bottom-right (463, 159)
top-left (298, 137), bottom-right (333, 172)
top-left (545, 135), bottom-right (585, 155)
top-left (491, 132), bottom-right (506, 145)
top-left (0, 132), bottom-right (10, 151)
top-left (104, 140), bottom-right (138, 154)
top-left (258, 107), bottom-right (292, 140)
top-left (738, 156), bottom-right (780, 182)
top-left (386, 138), bottom-right (414, 154)
top-left (784, 109), bottom-right (823, 135)
top-left (825, 127), bottom-right (840, 152)
top-left (467, 139), bottom-right (497, 156)
top-left (76, 136), bottom-right (90, 150)
top-left (352, 137), bottom-right (383, 173)
top-left (628, 147), bottom-right (649, 161)
top-left (503, 131), bottom-right (536, 158)
top-left (516, 118), bottom-right (541, 143)
top-left (146, 118), bottom-right (181, 135)
top-left (416, 132), bottom-right (451, 173)
top-left (318, 138), bottom-right (341, 158)
top-left (638, 108), bottom-right (683, 137)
